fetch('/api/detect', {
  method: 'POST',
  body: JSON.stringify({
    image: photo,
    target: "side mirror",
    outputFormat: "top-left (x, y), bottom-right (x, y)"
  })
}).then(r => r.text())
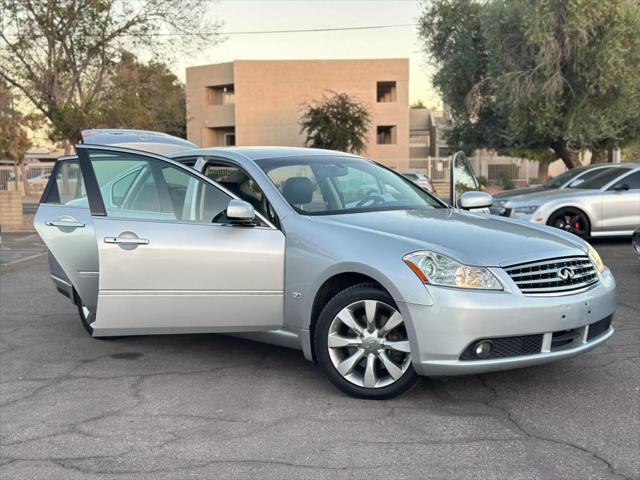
top-left (612, 183), bottom-right (629, 192)
top-left (226, 199), bottom-right (256, 224)
top-left (459, 191), bottom-right (493, 210)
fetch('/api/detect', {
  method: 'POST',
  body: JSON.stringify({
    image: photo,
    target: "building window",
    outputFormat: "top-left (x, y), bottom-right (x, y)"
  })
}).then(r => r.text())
top-left (206, 84), bottom-right (235, 105)
top-left (377, 125), bottom-right (397, 145)
top-left (205, 127), bottom-right (235, 147)
top-left (377, 81), bottom-right (397, 102)
top-left (224, 133), bottom-right (236, 146)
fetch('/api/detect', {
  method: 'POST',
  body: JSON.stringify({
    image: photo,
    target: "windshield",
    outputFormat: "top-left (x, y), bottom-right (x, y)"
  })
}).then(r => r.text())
top-left (256, 156), bottom-right (444, 215)
top-left (570, 167), bottom-right (631, 189)
top-left (543, 167), bottom-right (588, 188)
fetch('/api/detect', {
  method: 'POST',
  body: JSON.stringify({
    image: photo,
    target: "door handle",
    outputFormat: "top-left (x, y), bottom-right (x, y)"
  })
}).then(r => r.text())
top-left (104, 236), bottom-right (149, 245)
top-left (46, 220), bottom-right (85, 228)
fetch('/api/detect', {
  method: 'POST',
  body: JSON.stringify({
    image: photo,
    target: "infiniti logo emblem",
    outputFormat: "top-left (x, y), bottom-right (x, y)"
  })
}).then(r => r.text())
top-left (557, 267), bottom-right (575, 280)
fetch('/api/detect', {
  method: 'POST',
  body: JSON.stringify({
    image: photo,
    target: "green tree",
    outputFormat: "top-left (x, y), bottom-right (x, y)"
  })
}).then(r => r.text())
top-left (0, 0), bottom-right (221, 150)
top-left (0, 81), bottom-right (31, 161)
top-left (300, 91), bottom-right (371, 154)
top-left (418, 0), bottom-right (640, 169)
top-left (0, 80), bottom-right (40, 191)
top-left (99, 52), bottom-right (186, 138)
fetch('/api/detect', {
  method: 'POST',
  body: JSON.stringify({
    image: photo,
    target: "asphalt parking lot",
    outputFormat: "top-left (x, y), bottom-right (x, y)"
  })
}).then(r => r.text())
top-left (1, 233), bottom-right (638, 479)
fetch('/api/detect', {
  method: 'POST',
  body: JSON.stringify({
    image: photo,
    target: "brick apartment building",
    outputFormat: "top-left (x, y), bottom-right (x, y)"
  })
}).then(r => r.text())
top-left (186, 59), bottom-right (412, 169)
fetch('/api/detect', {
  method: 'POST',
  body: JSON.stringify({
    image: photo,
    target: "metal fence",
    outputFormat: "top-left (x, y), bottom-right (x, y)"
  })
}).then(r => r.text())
top-left (0, 164), bottom-right (55, 194)
top-left (408, 156), bottom-right (550, 185)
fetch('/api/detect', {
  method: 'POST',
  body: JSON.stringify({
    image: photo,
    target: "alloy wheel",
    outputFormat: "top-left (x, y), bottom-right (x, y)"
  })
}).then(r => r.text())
top-left (553, 211), bottom-right (587, 237)
top-left (327, 300), bottom-right (411, 389)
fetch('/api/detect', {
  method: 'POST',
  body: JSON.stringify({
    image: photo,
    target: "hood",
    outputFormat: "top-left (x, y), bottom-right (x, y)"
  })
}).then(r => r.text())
top-left (310, 208), bottom-right (588, 267)
top-left (505, 188), bottom-right (597, 207)
top-left (493, 186), bottom-right (547, 199)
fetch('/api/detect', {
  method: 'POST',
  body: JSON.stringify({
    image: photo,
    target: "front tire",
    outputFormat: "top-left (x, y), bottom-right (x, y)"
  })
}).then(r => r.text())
top-left (547, 207), bottom-right (591, 239)
top-left (314, 283), bottom-right (419, 399)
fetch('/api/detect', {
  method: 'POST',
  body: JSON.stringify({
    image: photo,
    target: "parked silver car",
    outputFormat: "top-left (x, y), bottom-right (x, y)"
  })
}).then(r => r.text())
top-left (401, 172), bottom-right (434, 192)
top-left (502, 163), bottom-right (640, 238)
top-left (35, 134), bottom-right (616, 398)
top-left (490, 164), bottom-right (619, 215)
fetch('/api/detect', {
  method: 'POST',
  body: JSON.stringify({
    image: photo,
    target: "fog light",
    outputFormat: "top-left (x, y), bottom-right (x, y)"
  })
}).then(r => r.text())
top-left (475, 341), bottom-right (492, 359)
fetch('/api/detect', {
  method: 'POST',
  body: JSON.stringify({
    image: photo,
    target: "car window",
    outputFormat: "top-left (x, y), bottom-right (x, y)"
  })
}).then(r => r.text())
top-left (111, 168), bottom-right (141, 207)
top-left (575, 167), bottom-right (614, 184)
top-left (87, 151), bottom-right (232, 224)
top-left (609, 171), bottom-right (640, 191)
top-left (544, 167), bottom-right (587, 188)
top-left (42, 158), bottom-right (87, 206)
top-left (571, 167), bottom-right (632, 189)
top-left (257, 156), bottom-right (442, 215)
top-left (262, 164), bottom-right (327, 212)
top-left (203, 161), bottom-right (278, 224)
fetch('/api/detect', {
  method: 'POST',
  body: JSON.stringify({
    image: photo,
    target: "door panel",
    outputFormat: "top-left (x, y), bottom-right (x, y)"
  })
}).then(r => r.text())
top-left (601, 172), bottom-right (640, 233)
top-left (34, 157), bottom-right (99, 308)
top-left (35, 205), bottom-right (99, 308)
top-left (92, 218), bottom-right (285, 335)
top-left (78, 146), bottom-right (286, 336)
top-left (600, 190), bottom-right (640, 232)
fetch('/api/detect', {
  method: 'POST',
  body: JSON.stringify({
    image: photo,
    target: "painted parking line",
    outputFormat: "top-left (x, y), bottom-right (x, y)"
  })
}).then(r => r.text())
top-left (0, 251), bottom-right (47, 267)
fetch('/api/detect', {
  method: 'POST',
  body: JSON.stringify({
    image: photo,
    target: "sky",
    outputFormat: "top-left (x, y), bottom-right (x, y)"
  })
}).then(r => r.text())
top-left (173, 0), bottom-right (441, 108)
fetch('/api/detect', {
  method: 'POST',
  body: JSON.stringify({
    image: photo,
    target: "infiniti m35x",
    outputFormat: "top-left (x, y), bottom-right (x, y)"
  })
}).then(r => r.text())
top-left (35, 132), bottom-right (616, 399)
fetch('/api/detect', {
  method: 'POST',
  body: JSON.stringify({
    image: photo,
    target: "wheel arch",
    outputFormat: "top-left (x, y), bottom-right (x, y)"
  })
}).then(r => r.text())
top-left (308, 270), bottom-right (395, 362)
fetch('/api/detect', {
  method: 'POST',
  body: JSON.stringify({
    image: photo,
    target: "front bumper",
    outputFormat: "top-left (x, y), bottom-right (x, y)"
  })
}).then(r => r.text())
top-left (399, 268), bottom-right (616, 376)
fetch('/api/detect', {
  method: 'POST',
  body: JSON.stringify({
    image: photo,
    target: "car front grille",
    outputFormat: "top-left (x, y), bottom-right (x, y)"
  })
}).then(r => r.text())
top-left (504, 256), bottom-right (599, 295)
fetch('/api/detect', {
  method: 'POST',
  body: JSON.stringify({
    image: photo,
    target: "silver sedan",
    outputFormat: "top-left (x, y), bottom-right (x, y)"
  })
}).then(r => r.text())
top-left (35, 133), bottom-right (616, 399)
top-left (502, 163), bottom-right (640, 238)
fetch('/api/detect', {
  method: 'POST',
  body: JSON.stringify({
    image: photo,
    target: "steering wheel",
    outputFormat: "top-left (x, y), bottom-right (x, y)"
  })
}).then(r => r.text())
top-left (355, 189), bottom-right (384, 208)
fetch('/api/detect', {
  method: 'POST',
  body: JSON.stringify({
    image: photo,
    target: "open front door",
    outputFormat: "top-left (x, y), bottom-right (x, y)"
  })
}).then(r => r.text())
top-left (77, 145), bottom-right (285, 337)
top-left (450, 151), bottom-right (481, 207)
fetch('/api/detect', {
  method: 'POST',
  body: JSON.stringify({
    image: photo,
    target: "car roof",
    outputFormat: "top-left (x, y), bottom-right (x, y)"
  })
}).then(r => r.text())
top-left (167, 146), bottom-right (360, 161)
top-left (81, 129), bottom-right (197, 154)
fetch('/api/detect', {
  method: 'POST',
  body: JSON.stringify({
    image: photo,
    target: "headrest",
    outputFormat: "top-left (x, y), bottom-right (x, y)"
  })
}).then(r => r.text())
top-left (282, 177), bottom-right (314, 205)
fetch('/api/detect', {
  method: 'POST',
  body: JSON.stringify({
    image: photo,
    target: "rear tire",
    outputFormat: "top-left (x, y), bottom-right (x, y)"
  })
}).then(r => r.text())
top-left (547, 207), bottom-right (591, 239)
top-left (314, 283), bottom-right (419, 399)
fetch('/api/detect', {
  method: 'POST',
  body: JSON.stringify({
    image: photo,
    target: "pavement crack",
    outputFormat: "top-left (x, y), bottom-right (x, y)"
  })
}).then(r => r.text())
top-left (478, 376), bottom-right (634, 480)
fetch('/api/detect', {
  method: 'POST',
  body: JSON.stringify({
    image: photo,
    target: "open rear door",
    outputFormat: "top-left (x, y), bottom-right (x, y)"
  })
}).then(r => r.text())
top-left (34, 157), bottom-right (99, 309)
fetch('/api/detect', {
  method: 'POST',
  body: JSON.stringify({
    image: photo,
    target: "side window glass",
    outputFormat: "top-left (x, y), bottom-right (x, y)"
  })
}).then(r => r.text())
top-left (266, 165), bottom-right (326, 212)
top-left (88, 151), bottom-right (231, 224)
top-left (49, 159), bottom-right (87, 206)
top-left (203, 162), bottom-right (275, 223)
top-left (613, 172), bottom-right (640, 190)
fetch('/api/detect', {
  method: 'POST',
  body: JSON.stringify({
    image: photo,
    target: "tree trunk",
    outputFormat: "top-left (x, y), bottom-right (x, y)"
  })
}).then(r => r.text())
top-left (536, 158), bottom-right (552, 183)
top-left (551, 142), bottom-right (580, 169)
top-left (590, 149), bottom-right (609, 164)
top-left (64, 140), bottom-right (72, 155)
top-left (18, 162), bottom-right (29, 195)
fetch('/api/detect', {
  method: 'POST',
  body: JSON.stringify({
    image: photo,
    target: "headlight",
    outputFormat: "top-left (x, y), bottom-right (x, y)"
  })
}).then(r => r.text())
top-left (587, 244), bottom-right (605, 273)
top-left (403, 251), bottom-right (503, 290)
top-left (513, 206), bottom-right (539, 214)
